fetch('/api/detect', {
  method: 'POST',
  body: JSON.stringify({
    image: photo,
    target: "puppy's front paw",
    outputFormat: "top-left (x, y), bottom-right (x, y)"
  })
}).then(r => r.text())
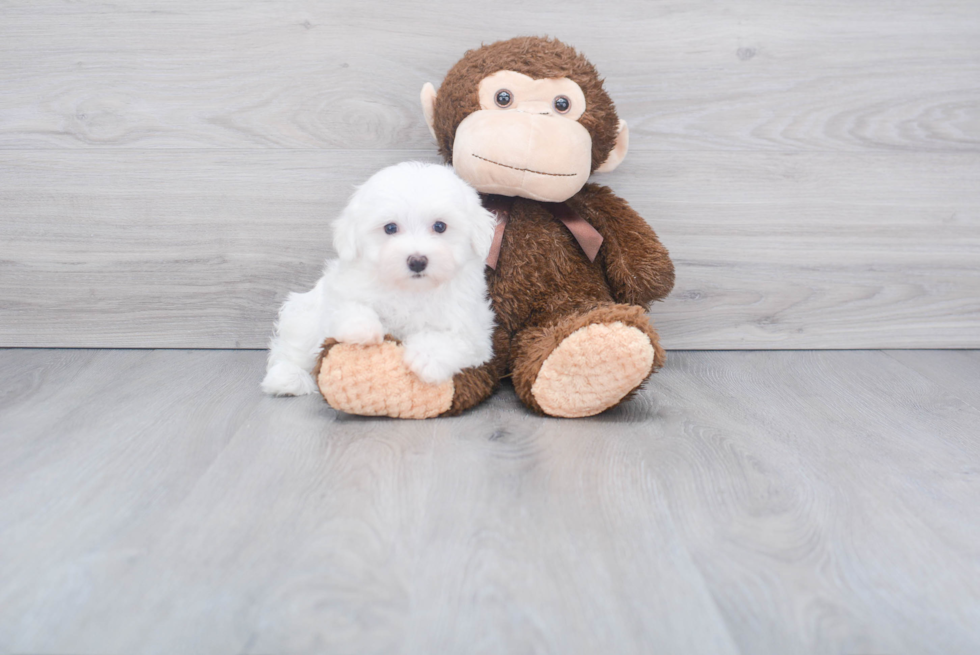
top-left (403, 338), bottom-right (457, 384)
top-left (333, 317), bottom-right (384, 346)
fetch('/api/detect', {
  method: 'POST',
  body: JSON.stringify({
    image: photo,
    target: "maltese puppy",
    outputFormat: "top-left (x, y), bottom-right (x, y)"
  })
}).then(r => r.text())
top-left (261, 162), bottom-right (497, 397)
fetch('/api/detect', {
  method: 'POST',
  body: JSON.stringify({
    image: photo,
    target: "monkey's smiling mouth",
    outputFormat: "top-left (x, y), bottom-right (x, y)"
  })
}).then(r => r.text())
top-left (472, 154), bottom-right (577, 177)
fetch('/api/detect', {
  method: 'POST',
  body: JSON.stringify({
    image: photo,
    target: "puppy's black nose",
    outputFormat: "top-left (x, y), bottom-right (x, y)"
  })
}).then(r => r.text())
top-left (407, 255), bottom-right (428, 273)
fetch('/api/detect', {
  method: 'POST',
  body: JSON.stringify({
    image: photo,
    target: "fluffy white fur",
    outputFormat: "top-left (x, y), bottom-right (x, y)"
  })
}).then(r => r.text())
top-left (262, 162), bottom-right (497, 397)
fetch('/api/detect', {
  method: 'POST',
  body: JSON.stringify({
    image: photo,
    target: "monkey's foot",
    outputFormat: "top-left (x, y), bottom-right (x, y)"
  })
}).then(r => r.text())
top-left (530, 322), bottom-right (655, 418)
top-left (315, 340), bottom-right (454, 419)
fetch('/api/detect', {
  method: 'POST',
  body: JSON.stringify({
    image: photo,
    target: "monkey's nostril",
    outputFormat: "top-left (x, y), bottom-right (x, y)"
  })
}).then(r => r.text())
top-left (407, 255), bottom-right (428, 273)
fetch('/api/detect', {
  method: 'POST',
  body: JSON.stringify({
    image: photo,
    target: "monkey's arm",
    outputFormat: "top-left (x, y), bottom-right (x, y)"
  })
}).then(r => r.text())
top-left (574, 184), bottom-right (675, 307)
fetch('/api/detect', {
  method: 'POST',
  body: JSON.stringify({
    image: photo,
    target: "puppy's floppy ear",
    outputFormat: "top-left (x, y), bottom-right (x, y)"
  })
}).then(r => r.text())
top-left (332, 202), bottom-right (359, 261)
top-left (469, 203), bottom-right (497, 260)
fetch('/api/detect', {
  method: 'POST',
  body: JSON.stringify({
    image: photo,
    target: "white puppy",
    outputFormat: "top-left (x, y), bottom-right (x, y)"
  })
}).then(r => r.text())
top-left (261, 162), bottom-right (497, 396)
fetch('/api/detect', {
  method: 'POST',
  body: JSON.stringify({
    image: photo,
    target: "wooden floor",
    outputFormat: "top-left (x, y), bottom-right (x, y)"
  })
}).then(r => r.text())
top-left (1, 349), bottom-right (978, 654)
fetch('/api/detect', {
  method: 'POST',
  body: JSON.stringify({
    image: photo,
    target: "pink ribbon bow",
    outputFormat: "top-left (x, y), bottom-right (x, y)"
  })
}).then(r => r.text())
top-left (484, 197), bottom-right (604, 269)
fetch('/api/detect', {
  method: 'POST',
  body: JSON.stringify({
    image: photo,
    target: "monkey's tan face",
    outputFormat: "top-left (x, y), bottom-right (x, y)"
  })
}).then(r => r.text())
top-left (451, 71), bottom-right (593, 202)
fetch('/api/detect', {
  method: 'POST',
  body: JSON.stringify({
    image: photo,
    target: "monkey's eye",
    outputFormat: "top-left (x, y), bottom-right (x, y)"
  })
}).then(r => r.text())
top-left (433, 221), bottom-right (447, 234)
top-left (383, 223), bottom-right (398, 235)
top-left (494, 89), bottom-right (513, 108)
top-left (554, 95), bottom-right (571, 113)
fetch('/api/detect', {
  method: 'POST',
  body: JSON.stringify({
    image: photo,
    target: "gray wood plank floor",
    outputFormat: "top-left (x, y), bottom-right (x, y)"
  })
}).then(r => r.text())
top-left (1, 349), bottom-right (978, 654)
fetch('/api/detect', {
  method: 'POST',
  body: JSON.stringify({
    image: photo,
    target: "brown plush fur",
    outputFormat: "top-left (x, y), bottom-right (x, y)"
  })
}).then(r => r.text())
top-left (474, 187), bottom-right (673, 415)
top-left (317, 36), bottom-right (674, 418)
top-left (433, 37), bottom-right (675, 417)
top-left (444, 357), bottom-right (501, 416)
top-left (433, 36), bottom-right (620, 172)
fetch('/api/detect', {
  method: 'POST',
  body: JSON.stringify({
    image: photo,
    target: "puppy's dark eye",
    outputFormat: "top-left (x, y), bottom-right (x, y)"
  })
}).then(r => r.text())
top-left (433, 221), bottom-right (447, 234)
top-left (494, 89), bottom-right (512, 108)
top-left (554, 95), bottom-right (571, 113)
top-left (384, 223), bottom-right (398, 235)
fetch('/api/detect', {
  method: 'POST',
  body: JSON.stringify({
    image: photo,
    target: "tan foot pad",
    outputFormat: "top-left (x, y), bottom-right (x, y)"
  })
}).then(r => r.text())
top-left (317, 341), bottom-right (454, 419)
top-left (531, 322), bottom-right (654, 418)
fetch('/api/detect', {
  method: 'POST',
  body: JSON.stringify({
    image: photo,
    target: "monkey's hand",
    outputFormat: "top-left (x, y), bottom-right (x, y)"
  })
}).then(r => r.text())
top-left (577, 184), bottom-right (675, 307)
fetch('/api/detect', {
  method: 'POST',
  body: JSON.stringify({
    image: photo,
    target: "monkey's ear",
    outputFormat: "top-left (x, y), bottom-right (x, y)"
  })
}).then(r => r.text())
top-left (421, 83), bottom-right (438, 141)
top-left (595, 119), bottom-right (629, 173)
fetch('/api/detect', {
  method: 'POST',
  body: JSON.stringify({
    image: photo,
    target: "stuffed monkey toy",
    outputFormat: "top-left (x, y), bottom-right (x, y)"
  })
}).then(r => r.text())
top-left (314, 36), bottom-right (674, 418)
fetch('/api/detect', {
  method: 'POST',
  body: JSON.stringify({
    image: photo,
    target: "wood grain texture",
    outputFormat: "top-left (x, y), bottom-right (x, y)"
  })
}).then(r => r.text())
top-left (1, 0), bottom-right (978, 348)
top-left (2, 149), bottom-right (978, 348)
top-left (626, 350), bottom-right (980, 654)
top-left (885, 349), bottom-right (980, 411)
top-left (0, 1), bottom-right (977, 152)
top-left (1, 349), bottom-right (978, 653)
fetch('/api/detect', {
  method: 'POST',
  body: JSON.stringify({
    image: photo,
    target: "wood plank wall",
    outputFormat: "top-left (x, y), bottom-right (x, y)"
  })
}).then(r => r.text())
top-left (1, 1), bottom-right (978, 348)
